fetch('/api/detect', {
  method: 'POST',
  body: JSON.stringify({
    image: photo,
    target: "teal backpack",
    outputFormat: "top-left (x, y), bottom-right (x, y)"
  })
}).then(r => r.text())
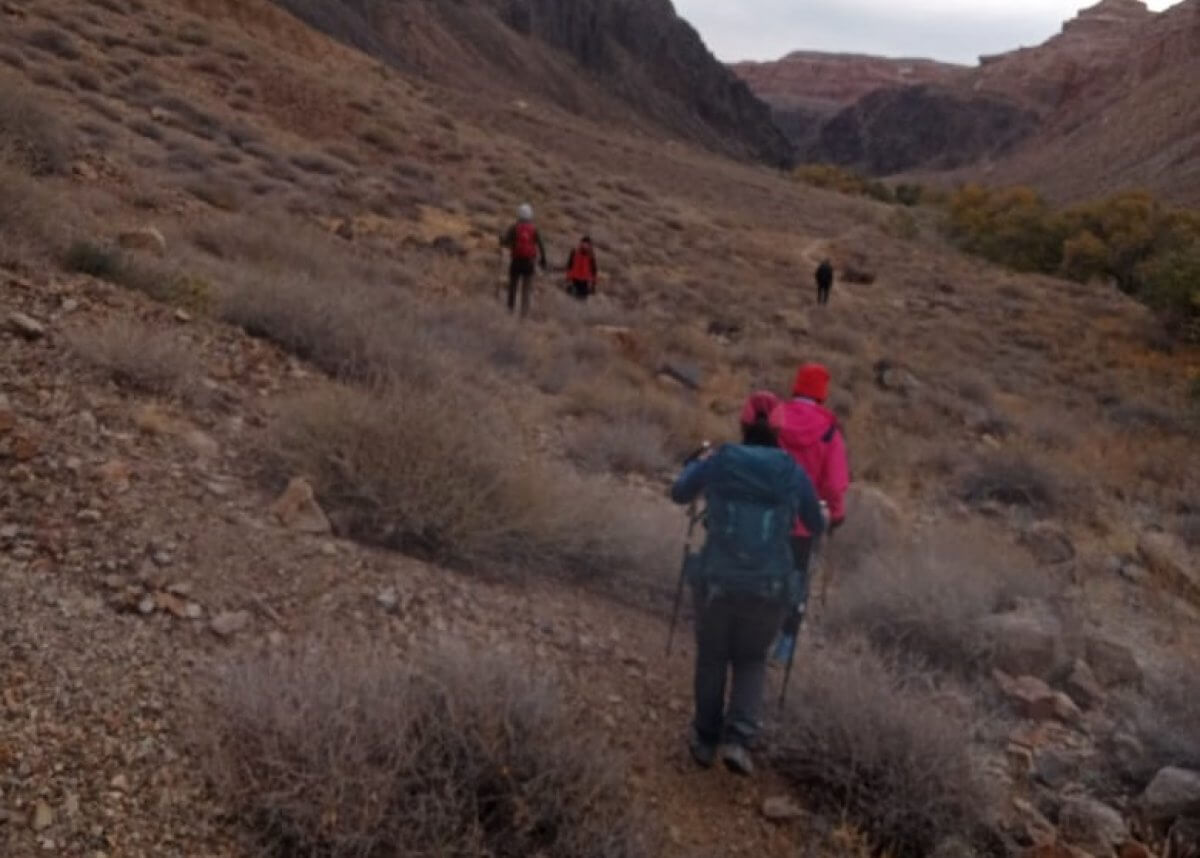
top-left (692, 445), bottom-right (799, 601)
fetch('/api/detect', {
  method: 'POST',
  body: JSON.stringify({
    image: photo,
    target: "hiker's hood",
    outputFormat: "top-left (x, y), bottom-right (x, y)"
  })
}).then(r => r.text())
top-left (771, 398), bottom-right (838, 446)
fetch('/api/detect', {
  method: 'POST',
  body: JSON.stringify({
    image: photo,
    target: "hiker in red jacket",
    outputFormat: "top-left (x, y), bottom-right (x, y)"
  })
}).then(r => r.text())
top-left (500, 203), bottom-right (547, 318)
top-left (564, 235), bottom-right (599, 301)
top-left (770, 363), bottom-right (850, 630)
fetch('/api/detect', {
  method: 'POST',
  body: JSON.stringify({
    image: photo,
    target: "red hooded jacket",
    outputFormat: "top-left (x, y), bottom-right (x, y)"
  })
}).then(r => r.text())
top-left (770, 398), bottom-right (850, 535)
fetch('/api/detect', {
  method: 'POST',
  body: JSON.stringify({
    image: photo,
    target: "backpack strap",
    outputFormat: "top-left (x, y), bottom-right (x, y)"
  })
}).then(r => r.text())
top-left (821, 423), bottom-right (838, 443)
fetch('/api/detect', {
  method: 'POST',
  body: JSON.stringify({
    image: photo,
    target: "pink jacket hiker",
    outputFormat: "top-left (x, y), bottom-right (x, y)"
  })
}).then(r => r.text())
top-left (771, 398), bottom-right (850, 536)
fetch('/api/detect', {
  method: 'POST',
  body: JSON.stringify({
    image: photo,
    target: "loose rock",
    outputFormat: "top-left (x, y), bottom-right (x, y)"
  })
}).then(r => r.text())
top-left (761, 795), bottom-right (805, 822)
top-left (29, 800), bottom-right (53, 831)
top-left (8, 311), bottom-right (46, 340)
top-left (211, 610), bottom-right (252, 638)
top-left (1021, 522), bottom-right (1076, 566)
top-left (1064, 659), bottom-right (1105, 709)
top-left (270, 477), bottom-right (332, 535)
top-left (117, 226), bottom-right (167, 255)
top-left (1059, 796), bottom-right (1127, 854)
top-left (1140, 767), bottom-right (1200, 822)
top-left (977, 606), bottom-right (1067, 680)
top-left (1085, 635), bottom-right (1142, 688)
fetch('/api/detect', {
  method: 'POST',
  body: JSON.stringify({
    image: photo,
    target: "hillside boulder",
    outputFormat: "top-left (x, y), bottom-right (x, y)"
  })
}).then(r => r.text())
top-left (976, 604), bottom-right (1068, 681)
top-left (117, 226), bottom-right (167, 256)
top-left (1140, 767), bottom-right (1200, 823)
top-left (270, 477), bottom-right (332, 535)
top-left (1059, 797), bottom-right (1128, 856)
top-left (1084, 635), bottom-right (1142, 688)
top-left (1021, 522), bottom-right (1076, 566)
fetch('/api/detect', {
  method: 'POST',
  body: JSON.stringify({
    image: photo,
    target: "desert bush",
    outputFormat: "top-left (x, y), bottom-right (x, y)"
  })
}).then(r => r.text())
top-left (68, 318), bottom-right (197, 396)
top-left (1136, 244), bottom-right (1200, 336)
top-left (822, 526), bottom-right (1048, 673)
top-left (958, 449), bottom-right (1060, 513)
top-left (0, 165), bottom-right (67, 266)
top-left (0, 78), bottom-right (70, 174)
top-left (186, 177), bottom-right (241, 211)
top-left (63, 240), bottom-right (122, 278)
top-left (561, 374), bottom-right (719, 459)
top-left (567, 416), bottom-right (670, 477)
top-left (195, 645), bottom-right (652, 858)
top-left (26, 28), bottom-right (82, 60)
top-left (265, 382), bottom-right (677, 580)
top-left (947, 184), bottom-right (1064, 273)
top-left (1115, 656), bottom-right (1200, 785)
top-left (772, 640), bottom-right (994, 857)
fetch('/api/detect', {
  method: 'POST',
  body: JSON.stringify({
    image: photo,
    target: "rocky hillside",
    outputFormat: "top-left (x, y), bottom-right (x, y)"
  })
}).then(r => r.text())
top-left (732, 53), bottom-right (965, 151)
top-left (267, 0), bottom-right (795, 166)
top-left (734, 0), bottom-right (1200, 203)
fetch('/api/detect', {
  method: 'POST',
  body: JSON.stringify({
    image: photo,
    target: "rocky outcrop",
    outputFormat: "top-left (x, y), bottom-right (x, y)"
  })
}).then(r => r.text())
top-left (271, 0), bottom-right (793, 166)
top-left (803, 85), bottom-right (1039, 174)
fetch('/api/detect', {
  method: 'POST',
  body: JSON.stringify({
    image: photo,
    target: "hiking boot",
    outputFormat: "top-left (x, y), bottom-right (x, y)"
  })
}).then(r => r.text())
top-left (688, 732), bottom-right (717, 769)
top-left (721, 743), bottom-right (755, 776)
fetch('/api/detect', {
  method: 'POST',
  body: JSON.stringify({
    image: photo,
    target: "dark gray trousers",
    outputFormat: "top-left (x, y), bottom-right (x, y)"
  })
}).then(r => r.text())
top-left (692, 589), bottom-right (785, 748)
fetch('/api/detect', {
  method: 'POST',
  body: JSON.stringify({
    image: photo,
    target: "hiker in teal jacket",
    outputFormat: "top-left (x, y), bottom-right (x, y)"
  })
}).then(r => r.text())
top-left (670, 392), bottom-right (825, 776)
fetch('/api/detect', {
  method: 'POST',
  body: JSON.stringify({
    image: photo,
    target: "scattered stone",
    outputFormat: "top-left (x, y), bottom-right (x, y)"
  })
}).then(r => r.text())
top-left (149, 106), bottom-right (170, 122)
top-left (1006, 742), bottom-right (1035, 776)
top-left (60, 297), bottom-right (79, 313)
top-left (377, 587), bottom-right (398, 610)
top-left (1140, 767), bottom-right (1200, 822)
top-left (174, 308), bottom-right (193, 323)
top-left (7, 311), bottom-right (46, 340)
top-left (1034, 747), bottom-right (1083, 789)
top-left (210, 610), bottom-right (252, 638)
top-left (184, 603), bottom-right (203, 620)
top-left (95, 460), bottom-right (131, 488)
top-left (117, 226), bottom-right (167, 255)
top-left (1085, 635), bottom-right (1142, 688)
top-left (976, 606), bottom-right (1067, 681)
top-left (1021, 523), bottom-right (1076, 566)
top-left (30, 800), bottom-right (53, 831)
top-left (183, 428), bottom-right (220, 459)
top-left (109, 773), bottom-right (129, 792)
top-left (761, 795), bottom-right (805, 822)
top-left (1064, 659), bottom-right (1106, 710)
top-left (153, 592), bottom-right (188, 619)
top-left (1060, 796), bottom-right (1127, 854)
top-left (995, 671), bottom-right (1081, 726)
top-left (1013, 796), bottom-right (1058, 846)
top-left (270, 477), bottom-right (332, 535)
top-left (75, 509), bottom-right (102, 524)
top-left (1139, 531), bottom-right (1199, 589)
top-left (931, 836), bottom-right (976, 858)
top-left (873, 358), bottom-right (922, 395)
top-left (657, 360), bottom-right (703, 391)
top-left (137, 595), bottom-right (156, 615)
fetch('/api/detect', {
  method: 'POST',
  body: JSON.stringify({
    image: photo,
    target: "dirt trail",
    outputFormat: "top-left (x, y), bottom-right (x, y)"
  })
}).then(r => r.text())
top-left (0, 270), bottom-right (809, 857)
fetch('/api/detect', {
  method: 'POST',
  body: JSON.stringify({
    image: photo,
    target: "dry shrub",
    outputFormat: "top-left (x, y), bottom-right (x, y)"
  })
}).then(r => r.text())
top-left (0, 165), bottom-right (66, 266)
top-left (1114, 655), bottom-right (1200, 786)
top-left (195, 645), bottom-right (652, 858)
top-left (265, 382), bottom-right (677, 580)
top-left (26, 28), bottom-right (82, 60)
top-left (561, 374), bottom-right (721, 459)
top-left (0, 78), bottom-right (70, 175)
top-left (958, 449), bottom-right (1061, 513)
top-left (222, 274), bottom-right (423, 383)
top-left (772, 640), bottom-right (995, 858)
top-left (822, 525), bottom-right (1049, 673)
top-left (567, 416), bottom-right (670, 476)
top-left (68, 318), bottom-right (198, 396)
top-left (186, 177), bottom-right (241, 211)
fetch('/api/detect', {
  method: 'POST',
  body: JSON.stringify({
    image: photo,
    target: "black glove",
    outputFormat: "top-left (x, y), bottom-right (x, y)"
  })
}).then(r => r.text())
top-left (781, 607), bottom-right (803, 637)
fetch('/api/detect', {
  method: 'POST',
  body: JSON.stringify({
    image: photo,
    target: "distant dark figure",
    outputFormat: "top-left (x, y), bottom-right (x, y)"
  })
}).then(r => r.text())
top-left (564, 235), bottom-right (599, 301)
top-left (499, 203), bottom-right (548, 318)
top-left (815, 259), bottom-right (834, 306)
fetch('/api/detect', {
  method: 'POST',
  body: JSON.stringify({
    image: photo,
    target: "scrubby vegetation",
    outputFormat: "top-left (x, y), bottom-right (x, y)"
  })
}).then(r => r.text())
top-left (947, 185), bottom-right (1200, 336)
top-left (772, 640), bottom-right (994, 858)
top-left (195, 646), bottom-right (653, 858)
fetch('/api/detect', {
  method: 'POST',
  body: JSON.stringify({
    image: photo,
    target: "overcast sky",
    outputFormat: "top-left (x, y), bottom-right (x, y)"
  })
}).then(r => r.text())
top-left (673, 0), bottom-right (1178, 65)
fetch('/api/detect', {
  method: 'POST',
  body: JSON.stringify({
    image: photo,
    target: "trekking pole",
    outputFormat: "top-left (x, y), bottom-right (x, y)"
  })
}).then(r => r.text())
top-left (779, 502), bottom-right (831, 709)
top-left (666, 442), bottom-right (711, 657)
top-left (666, 500), bottom-right (699, 658)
